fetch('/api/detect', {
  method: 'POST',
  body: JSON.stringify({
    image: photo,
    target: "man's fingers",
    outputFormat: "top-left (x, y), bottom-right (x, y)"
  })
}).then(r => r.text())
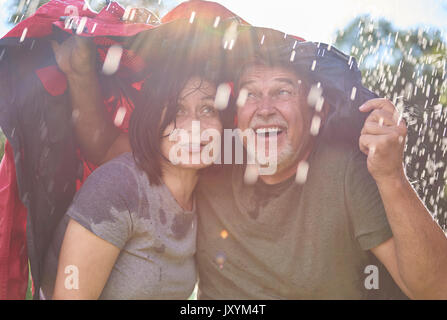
top-left (365, 109), bottom-right (396, 127)
top-left (359, 138), bottom-right (370, 156)
top-left (360, 99), bottom-right (404, 126)
top-left (74, 35), bottom-right (92, 48)
top-left (359, 98), bottom-right (398, 115)
top-left (359, 134), bottom-right (386, 156)
top-left (361, 122), bottom-right (396, 135)
top-left (359, 131), bottom-right (405, 155)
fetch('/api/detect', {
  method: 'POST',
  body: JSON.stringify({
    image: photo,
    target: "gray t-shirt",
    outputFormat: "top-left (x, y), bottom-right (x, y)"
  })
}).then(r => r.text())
top-left (195, 132), bottom-right (407, 299)
top-left (41, 153), bottom-right (197, 300)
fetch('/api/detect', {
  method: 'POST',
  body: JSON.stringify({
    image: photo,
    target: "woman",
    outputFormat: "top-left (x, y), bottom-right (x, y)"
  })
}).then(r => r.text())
top-left (40, 34), bottom-right (229, 299)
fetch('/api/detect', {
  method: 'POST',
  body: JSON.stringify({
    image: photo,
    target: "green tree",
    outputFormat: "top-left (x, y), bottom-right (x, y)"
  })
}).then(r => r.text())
top-left (335, 16), bottom-right (447, 229)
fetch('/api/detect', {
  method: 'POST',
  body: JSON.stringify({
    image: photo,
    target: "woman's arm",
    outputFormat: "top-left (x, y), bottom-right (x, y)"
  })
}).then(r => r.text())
top-left (52, 218), bottom-right (121, 299)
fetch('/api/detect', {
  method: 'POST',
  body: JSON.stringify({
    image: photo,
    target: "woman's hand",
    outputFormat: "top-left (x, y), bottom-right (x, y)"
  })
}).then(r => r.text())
top-left (51, 36), bottom-right (96, 79)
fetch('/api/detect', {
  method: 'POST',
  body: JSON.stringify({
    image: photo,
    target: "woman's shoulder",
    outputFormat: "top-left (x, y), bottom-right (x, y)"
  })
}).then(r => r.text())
top-left (78, 152), bottom-right (144, 198)
top-left (90, 152), bottom-right (143, 182)
top-left (96, 152), bottom-right (138, 174)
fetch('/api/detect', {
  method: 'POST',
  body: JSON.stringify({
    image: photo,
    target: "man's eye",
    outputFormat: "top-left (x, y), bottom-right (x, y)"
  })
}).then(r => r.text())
top-left (247, 91), bottom-right (257, 98)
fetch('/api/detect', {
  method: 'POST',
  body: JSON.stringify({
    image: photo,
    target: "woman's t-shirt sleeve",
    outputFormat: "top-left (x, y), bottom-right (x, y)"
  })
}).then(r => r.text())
top-left (66, 160), bottom-right (139, 249)
top-left (344, 149), bottom-right (393, 250)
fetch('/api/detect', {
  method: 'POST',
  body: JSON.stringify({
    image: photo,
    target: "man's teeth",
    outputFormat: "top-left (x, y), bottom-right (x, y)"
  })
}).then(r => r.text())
top-left (255, 127), bottom-right (283, 135)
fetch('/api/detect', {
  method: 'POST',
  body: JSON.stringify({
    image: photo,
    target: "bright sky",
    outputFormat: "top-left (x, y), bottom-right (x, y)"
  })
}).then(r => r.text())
top-left (178, 0), bottom-right (447, 43)
top-left (1, 0), bottom-right (447, 41)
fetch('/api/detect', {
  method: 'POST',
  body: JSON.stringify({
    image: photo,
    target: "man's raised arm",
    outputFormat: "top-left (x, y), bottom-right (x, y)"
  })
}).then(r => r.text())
top-left (359, 98), bottom-right (447, 299)
top-left (51, 36), bottom-right (131, 165)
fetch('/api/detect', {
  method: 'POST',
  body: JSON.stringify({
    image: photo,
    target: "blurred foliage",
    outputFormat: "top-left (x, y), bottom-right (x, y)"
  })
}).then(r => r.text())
top-left (335, 16), bottom-right (447, 229)
top-left (8, 0), bottom-right (47, 25)
top-left (7, 0), bottom-right (165, 26)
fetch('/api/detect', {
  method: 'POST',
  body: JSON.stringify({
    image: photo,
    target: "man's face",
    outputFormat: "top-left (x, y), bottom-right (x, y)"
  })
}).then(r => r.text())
top-left (237, 64), bottom-right (311, 171)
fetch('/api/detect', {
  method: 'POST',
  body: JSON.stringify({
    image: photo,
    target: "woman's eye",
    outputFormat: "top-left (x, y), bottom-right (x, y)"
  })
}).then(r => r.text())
top-left (278, 89), bottom-right (292, 96)
top-left (201, 105), bottom-right (216, 115)
top-left (176, 108), bottom-right (187, 116)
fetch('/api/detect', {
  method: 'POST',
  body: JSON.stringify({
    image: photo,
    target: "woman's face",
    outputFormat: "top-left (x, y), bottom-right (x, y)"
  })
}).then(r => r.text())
top-left (160, 77), bottom-right (223, 170)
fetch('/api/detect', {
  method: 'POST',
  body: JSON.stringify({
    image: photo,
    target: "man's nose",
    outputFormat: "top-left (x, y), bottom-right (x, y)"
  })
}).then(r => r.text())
top-left (255, 96), bottom-right (276, 118)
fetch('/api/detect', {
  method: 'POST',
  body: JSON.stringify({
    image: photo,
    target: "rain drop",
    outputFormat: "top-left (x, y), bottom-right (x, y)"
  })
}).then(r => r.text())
top-left (19, 27), bottom-right (28, 43)
top-left (214, 83), bottom-right (231, 110)
top-left (295, 161), bottom-right (309, 184)
top-left (114, 107), bottom-right (127, 127)
top-left (244, 163), bottom-right (259, 185)
top-left (189, 11), bottom-right (196, 24)
top-left (102, 45), bottom-right (123, 75)
top-left (236, 88), bottom-right (248, 108)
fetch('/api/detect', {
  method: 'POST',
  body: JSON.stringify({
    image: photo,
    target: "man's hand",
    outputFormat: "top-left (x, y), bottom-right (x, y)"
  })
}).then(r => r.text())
top-left (358, 98), bottom-right (407, 183)
top-left (51, 36), bottom-right (96, 78)
top-left (359, 100), bottom-right (447, 299)
top-left (51, 35), bottom-right (122, 165)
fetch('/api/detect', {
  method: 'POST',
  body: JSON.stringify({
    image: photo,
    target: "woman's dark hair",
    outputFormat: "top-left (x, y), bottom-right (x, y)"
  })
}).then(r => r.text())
top-left (129, 51), bottom-right (231, 185)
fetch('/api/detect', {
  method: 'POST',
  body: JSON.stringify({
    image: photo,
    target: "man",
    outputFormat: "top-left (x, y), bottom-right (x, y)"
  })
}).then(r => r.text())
top-left (50, 18), bottom-right (447, 301)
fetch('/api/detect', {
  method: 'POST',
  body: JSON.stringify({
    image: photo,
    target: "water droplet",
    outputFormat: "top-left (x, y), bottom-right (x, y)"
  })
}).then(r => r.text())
top-left (189, 11), bottom-right (196, 24)
top-left (114, 107), bottom-right (127, 127)
top-left (310, 115), bottom-right (321, 136)
top-left (290, 50), bottom-right (296, 62)
top-left (307, 85), bottom-right (323, 106)
top-left (244, 163), bottom-right (259, 185)
top-left (76, 16), bottom-right (87, 35)
top-left (214, 83), bottom-right (231, 110)
top-left (236, 88), bottom-right (248, 108)
top-left (102, 45), bottom-right (123, 75)
top-left (19, 27), bottom-right (28, 43)
top-left (350, 86), bottom-right (357, 101)
top-left (295, 161), bottom-right (309, 184)
top-left (213, 16), bottom-right (220, 28)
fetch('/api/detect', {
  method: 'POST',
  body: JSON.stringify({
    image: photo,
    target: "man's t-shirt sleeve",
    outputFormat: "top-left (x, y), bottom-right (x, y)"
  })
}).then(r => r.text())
top-left (66, 160), bottom-right (137, 249)
top-left (344, 149), bottom-right (393, 250)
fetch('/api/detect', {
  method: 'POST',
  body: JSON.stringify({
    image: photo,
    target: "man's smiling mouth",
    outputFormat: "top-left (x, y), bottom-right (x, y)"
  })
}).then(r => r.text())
top-left (253, 126), bottom-right (286, 138)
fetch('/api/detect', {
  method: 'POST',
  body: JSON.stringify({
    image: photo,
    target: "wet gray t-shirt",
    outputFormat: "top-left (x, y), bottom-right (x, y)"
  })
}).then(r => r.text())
top-left (41, 153), bottom-right (197, 300)
top-left (196, 131), bottom-right (407, 299)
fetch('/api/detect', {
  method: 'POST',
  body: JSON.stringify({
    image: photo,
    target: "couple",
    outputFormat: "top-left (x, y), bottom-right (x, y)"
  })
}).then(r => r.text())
top-left (41, 4), bottom-right (447, 300)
